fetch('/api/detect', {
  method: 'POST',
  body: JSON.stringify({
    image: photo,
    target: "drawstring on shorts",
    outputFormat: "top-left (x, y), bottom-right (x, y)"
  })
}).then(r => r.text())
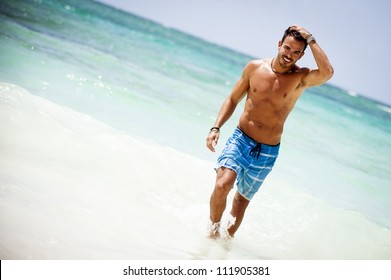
top-left (249, 143), bottom-right (262, 159)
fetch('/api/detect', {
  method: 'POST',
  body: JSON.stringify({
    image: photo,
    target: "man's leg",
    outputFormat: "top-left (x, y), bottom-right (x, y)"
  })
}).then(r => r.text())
top-left (227, 191), bottom-right (250, 237)
top-left (209, 167), bottom-right (236, 238)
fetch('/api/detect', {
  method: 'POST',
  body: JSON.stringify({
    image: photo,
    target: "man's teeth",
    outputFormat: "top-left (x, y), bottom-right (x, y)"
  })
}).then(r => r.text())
top-left (283, 57), bottom-right (291, 62)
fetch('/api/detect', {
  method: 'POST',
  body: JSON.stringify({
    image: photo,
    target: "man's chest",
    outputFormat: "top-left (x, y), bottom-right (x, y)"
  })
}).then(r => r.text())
top-left (250, 74), bottom-right (299, 97)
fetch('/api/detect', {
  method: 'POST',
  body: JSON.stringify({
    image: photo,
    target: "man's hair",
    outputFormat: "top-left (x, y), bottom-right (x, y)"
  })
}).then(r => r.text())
top-left (281, 27), bottom-right (308, 52)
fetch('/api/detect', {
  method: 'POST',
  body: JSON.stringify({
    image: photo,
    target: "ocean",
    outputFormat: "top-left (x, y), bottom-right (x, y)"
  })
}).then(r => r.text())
top-left (1, 0), bottom-right (390, 259)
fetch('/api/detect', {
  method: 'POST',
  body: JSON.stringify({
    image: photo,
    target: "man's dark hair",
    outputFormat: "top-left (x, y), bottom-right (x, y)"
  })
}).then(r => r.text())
top-left (281, 27), bottom-right (308, 51)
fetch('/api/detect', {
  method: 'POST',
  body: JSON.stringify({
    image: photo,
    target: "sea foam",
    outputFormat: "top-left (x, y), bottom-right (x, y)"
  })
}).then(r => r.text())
top-left (0, 83), bottom-right (214, 259)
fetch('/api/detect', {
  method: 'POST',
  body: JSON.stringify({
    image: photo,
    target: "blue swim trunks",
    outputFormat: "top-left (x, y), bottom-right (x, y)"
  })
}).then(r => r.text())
top-left (216, 127), bottom-right (280, 200)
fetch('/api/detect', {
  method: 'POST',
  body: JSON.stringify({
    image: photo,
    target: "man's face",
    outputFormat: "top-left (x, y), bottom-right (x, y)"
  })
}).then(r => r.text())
top-left (277, 36), bottom-right (305, 69)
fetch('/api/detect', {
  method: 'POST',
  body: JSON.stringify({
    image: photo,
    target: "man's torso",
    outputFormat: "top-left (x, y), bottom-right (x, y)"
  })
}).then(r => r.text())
top-left (239, 59), bottom-right (308, 145)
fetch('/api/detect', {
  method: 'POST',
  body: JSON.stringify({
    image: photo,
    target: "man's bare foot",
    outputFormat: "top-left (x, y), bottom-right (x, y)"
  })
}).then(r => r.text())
top-left (207, 221), bottom-right (221, 239)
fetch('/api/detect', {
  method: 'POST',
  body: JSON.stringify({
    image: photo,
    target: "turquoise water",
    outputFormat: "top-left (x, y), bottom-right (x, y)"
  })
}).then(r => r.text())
top-left (1, 0), bottom-right (390, 259)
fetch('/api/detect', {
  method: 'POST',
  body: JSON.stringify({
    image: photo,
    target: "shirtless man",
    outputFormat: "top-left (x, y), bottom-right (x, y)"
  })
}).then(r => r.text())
top-left (206, 25), bottom-right (334, 238)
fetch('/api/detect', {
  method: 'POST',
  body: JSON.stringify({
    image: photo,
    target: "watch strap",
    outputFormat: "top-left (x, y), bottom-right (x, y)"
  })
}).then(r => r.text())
top-left (307, 35), bottom-right (316, 44)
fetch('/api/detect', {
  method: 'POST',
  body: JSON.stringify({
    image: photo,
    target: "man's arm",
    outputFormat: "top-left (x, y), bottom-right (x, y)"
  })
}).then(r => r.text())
top-left (292, 25), bottom-right (334, 88)
top-left (206, 61), bottom-right (253, 152)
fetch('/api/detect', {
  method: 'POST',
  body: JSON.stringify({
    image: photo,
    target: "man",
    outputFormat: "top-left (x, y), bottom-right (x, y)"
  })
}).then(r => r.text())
top-left (206, 25), bottom-right (333, 238)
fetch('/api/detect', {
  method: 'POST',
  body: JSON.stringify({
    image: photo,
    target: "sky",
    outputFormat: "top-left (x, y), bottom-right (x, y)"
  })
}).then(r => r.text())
top-left (97, 0), bottom-right (391, 106)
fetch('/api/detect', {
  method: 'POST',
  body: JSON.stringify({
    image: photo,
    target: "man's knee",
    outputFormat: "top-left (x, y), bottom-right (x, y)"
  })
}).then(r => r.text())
top-left (214, 179), bottom-right (232, 196)
top-left (213, 167), bottom-right (236, 199)
top-left (233, 192), bottom-right (250, 211)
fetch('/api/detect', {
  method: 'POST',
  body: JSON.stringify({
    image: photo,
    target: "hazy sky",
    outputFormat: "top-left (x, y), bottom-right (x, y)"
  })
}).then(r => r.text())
top-left (97, 0), bottom-right (391, 106)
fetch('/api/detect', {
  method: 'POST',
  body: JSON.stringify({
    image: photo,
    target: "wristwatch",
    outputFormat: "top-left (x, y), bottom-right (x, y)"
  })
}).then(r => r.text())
top-left (307, 35), bottom-right (316, 44)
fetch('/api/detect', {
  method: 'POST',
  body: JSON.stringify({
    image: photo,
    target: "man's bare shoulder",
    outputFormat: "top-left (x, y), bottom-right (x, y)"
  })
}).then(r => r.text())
top-left (244, 59), bottom-right (268, 74)
top-left (246, 59), bottom-right (268, 68)
top-left (295, 65), bottom-right (310, 74)
top-left (294, 66), bottom-right (312, 88)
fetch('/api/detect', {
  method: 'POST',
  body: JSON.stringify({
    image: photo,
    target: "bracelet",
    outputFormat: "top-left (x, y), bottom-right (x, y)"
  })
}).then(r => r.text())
top-left (210, 127), bottom-right (220, 133)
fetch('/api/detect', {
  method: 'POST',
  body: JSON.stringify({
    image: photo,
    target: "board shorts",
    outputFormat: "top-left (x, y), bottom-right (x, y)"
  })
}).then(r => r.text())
top-left (216, 127), bottom-right (280, 201)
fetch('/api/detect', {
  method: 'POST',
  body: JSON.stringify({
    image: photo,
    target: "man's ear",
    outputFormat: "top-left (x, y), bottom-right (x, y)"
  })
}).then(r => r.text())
top-left (278, 40), bottom-right (282, 47)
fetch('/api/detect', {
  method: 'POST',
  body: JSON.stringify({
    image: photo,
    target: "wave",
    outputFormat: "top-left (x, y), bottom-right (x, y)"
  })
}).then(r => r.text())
top-left (377, 104), bottom-right (391, 114)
